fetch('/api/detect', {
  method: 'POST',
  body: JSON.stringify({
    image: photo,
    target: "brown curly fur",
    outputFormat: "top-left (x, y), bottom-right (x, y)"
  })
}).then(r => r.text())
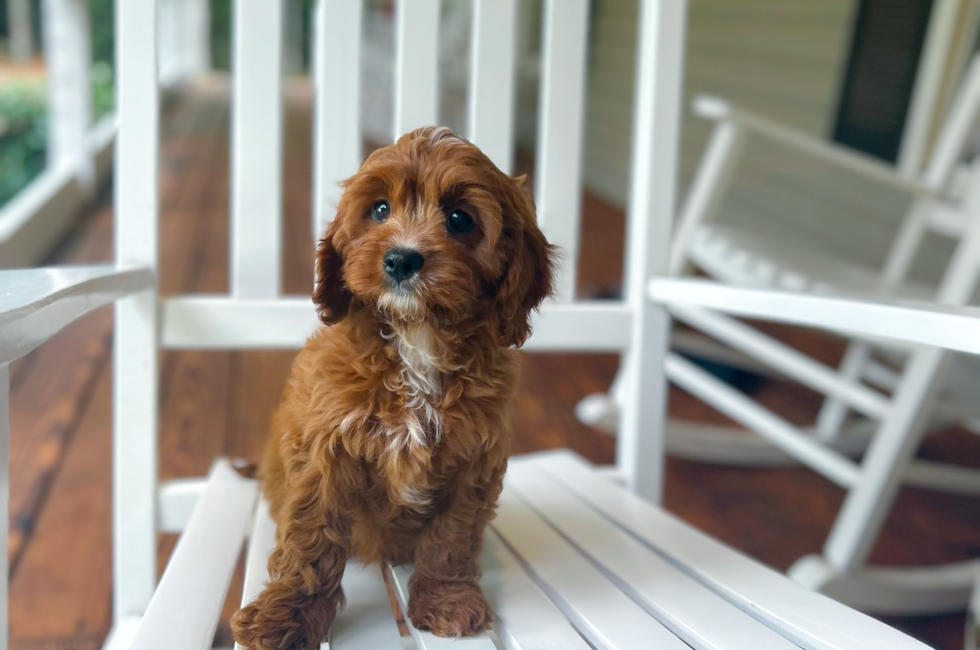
top-left (231, 127), bottom-right (556, 649)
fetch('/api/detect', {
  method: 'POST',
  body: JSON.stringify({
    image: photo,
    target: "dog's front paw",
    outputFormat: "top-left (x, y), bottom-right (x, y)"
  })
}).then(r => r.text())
top-left (231, 582), bottom-right (341, 650)
top-left (408, 577), bottom-right (493, 637)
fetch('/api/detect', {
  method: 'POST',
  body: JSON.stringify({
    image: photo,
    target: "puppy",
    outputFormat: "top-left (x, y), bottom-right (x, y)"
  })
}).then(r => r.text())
top-left (231, 127), bottom-right (556, 649)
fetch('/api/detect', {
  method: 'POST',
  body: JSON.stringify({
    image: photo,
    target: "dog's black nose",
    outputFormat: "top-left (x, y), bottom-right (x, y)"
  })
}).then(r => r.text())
top-left (383, 248), bottom-right (424, 282)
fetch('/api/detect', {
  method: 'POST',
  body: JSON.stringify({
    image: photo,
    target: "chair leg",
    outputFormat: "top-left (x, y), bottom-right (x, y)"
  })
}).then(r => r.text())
top-left (823, 347), bottom-right (950, 572)
top-left (113, 290), bottom-right (159, 621)
top-left (815, 341), bottom-right (872, 443)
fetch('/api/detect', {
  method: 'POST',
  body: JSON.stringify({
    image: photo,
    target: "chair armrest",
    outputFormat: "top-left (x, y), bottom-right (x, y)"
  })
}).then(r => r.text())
top-left (692, 94), bottom-right (930, 196)
top-left (649, 277), bottom-right (980, 356)
top-left (0, 264), bottom-right (153, 363)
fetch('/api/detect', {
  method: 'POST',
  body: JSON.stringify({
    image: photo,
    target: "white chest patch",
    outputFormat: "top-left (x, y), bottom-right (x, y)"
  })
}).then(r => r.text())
top-left (383, 323), bottom-right (445, 449)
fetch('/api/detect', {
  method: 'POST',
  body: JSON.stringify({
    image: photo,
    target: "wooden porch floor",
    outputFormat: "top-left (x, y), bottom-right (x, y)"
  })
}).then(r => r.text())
top-left (7, 80), bottom-right (979, 649)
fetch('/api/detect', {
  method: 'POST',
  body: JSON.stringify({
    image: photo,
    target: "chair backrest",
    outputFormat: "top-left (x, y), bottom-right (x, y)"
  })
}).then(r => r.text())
top-left (112, 0), bottom-right (687, 621)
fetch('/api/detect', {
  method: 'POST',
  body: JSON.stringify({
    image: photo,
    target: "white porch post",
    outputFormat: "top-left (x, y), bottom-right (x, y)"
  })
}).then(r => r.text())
top-left (42, 0), bottom-right (95, 195)
top-left (7, 0), bottom-right (33, 62)
top-left (617, 0), bottom-right (687, 503)
top-left (898, 0), bottom-right (962, 177)
top-left (185, 0), bottom-right (211, 76)
top-left (113, 0), bottom-right (160, 622)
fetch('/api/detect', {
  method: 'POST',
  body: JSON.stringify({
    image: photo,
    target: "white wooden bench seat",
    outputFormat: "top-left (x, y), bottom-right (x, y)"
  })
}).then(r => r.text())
top-left (122, 451), bottom-right (932, 650)
top-left (689, 223), bottom-right (937, 300)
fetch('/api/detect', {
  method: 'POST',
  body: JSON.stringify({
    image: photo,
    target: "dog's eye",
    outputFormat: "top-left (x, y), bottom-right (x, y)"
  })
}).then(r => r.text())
top-left (372, 200), bottom-right (390, 222)
top-left (446, 209), bottom-right (474, 234)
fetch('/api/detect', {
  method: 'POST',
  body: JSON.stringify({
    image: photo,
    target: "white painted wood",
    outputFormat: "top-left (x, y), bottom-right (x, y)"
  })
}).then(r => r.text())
top-left (824, 347), bottom-right (950, 572)
top-left (0, 364), bottom-right (8, 650)
top-left (329, 563), bottom-right (404, 650)
top-left (0, 266), bottom-right (152, 363)
top-left (7, 0), bottom-right (32, 61)
top-left (525, 451), bottom-right (933, 650)
top-left (393, 0), bottom-right (440, 139)
top-left (790, 554), bottom-right (980, 616)
top-left (313, 0), bottom-right (363, 238)
top-left (922, 54), bottom-right (980, 191)
top-left (650, 278), bottom-right (980, 357)
top-left (664, 419), bottom-right (874, 468)
top-left (669, 120), bottom-right (746, 275)
top-left (160, 297), bottom-right (634, 351)
top-left (534, 0), bottom-right (588, 303)
top-left (157, 477), bottom-right (208, 533)
top-left (100, 615), bottom-right (143, 650)
top-left (692, 95), bottom-right (930, 196)
top-left (157, 0), bottom-right (178, 85)
top-left (670, 304), bottom-right (890, 419)
top-left (388, 564), bottom-right (498, 649)
top-left (480, 530), bottom-right (591, 650)
top-left (616, 0), bottom-right (686, 502)
top-left (131, 460), bottom-right (258, 650)
top-left (231, 0), bottom-right (284, 298)
top-left (505, 464), bottom-right (799, 650)
top-left (665, 353), bottom-right (860, 488)
top-left (898, 0), bottom-right (962, 177)
top-left (185, 0), bottom-right (211, 75)
top-left (904, 461), bottom-right (980, 495)
top-left (236, 500), bottom-right (402, 650)
top-left (43, 0), bottom-right (95, 193)
top-left (491, 486), bottom-right (690, 650)
top-left (468, 0), bottom-right (517, 174)
top-left (238, 499), bottom-right (276, 611)
top-left (113, 0), bottom-right (161, 621)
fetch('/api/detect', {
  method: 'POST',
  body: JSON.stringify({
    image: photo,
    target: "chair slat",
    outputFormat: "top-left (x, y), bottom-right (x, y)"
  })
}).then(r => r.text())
top-left (468, 0), bottom-right (517, 174)
top-left (527, 451), bottom-right (933, 650)
top-left (330, 563), bottom-right (404, 649)
top-left (491, 487), bottom-right (687, 650)
top-left (505, 462), bottom-right (799, 650)
top-left (389, 564), bottom-right (498, 649)
top-left (650, 277), bottom-right (980, 357)
top-left (313, 0), bottom-right (363, 239)
top-left (394, 0), bottom-right (440, 139)
top-left (481, 530), bottom-right (591, 650)
top-left (131, 460), bottom-right (258, 650)
top-left (113, 0), bottom-right (160, 620)
top-left (239, 499), bottom-right (277, 609)
top-left (160, 296), bottom-right (634, 351)
top-left (237, 500), bottom-right (403, 650)
top-left (231, 0), bottom-right (283, 298)
top-left (534, 0), bottom-right (588, 302)
top-left (0, 266), bottom-right (152, 364)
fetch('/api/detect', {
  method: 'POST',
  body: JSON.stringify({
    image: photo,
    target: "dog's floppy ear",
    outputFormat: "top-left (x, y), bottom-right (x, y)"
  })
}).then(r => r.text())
top-left (493, 178), bottom-right (557, 347)
top-left (313, 216), bottom-right (352, 324)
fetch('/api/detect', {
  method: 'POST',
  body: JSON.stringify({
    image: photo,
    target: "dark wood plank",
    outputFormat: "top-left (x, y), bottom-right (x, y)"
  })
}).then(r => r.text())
top-left (9, 365), bottom-right (113, 642)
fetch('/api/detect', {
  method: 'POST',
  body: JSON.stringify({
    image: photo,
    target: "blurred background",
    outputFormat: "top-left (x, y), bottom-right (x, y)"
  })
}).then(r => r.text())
top-left (0, 1), bottom-right (979, 649)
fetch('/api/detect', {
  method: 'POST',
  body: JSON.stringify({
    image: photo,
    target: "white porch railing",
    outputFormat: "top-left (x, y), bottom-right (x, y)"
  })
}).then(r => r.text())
top-left (0, 0), bottom-right (209, 269)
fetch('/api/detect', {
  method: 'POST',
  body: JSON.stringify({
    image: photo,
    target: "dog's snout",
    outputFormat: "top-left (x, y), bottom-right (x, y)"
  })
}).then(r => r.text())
top-left (383, 248), bottom-right (424, 282)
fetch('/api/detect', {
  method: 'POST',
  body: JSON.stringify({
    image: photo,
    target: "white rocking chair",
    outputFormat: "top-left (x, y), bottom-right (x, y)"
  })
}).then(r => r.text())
top-left (579, 49), bottom-right (980, 615)
top-left (0, 0), bottom-right (953, 649)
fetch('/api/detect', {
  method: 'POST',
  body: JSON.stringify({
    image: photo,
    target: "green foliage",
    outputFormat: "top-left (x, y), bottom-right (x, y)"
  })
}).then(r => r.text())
top-left (0, 77), bottom-right (47, 206)
top-left (211, 0), bottom-right (232, 71)
top-left (210, 0), bottom-right (316, 72)
top-left (90, 0), bottom-right (115, 118)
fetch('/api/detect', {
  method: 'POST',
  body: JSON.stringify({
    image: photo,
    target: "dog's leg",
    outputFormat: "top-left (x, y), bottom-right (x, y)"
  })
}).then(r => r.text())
top-left (231, 489), bottom-right (350, 650)
top-left (407, 463), bottom-right (504, 637)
